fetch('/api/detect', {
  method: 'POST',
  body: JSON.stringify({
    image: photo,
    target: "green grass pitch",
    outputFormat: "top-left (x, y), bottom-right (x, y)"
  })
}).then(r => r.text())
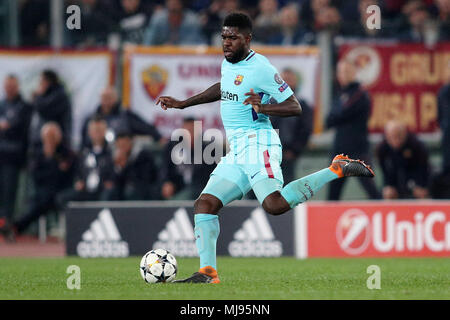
top-left (0, 257), bottom-right (449, 300)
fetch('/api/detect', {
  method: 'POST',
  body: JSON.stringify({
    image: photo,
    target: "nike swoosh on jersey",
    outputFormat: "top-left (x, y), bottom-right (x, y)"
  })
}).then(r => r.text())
top-left (250, 171), bottom-right (260, 179)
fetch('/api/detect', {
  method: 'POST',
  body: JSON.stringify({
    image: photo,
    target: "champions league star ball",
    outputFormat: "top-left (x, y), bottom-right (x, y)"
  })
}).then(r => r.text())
top-left (140, 249), bottom-right (178, 283)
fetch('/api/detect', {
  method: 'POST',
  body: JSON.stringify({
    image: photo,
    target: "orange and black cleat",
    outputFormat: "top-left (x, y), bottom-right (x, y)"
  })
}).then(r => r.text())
top-left (173, 266), bottom-right (220, 284)
top-left (329, 154), bottom-right (375, 178)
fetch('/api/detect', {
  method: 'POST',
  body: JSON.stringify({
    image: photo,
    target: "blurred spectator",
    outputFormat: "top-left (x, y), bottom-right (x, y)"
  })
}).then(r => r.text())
top-left (65, 0), bottom-right (115, 47)
top-left (271, 68), bottom-right (313, 184)
top-left (143, 0), bottom-right (206, 45)
top-left (338, 0), bottom-right (360, 22)
top-left (159, 118), bottom-right (216, 200)
top-left (376, 121), bottom-right (430, 199)
top-left (299, 0), bottom-right (321, 30)
top-left (435, 0), bottom-right (450, 41)
top-left (58, 116), bottom-right (115, 204)
top-left (30, 70), bottom-right (72, 154)
top-left (383, 0), bottom-right (409, 19)
top-left (117, 0), bottom-right (152, 44)
top-left (301, 0), bottom-right (341, 35)
top-left (239, 0), bottom-right (260, 17)
top-left (20, 0), bottom-right (50, 46)
top-left (267, 3), bottom-right (314, 45)
top-left (199, 0), bottom-right (225, 45)
top-left (188, 0), bottom-right (213, 11)
top-left (200, 0), bottom-right (241, 45)
top-left (0, 75), bottom-right (32, 233)
top-left (252, 0), bottom-right (280, 44)
top-left (315, 4), bottom-right (341, 33)
top-left (438, 62), bottom-right (450, 175)
top-left (222, 0), bottom-right (241, 16)
top-left (399, 0), bottom-right (435, 42)
top-left (341, 0), bottom-right (391, 38)
top-left (110, 132), bottom-right (159, 200)
top-left (326, 59), bottom-right (381, 200)
top-left (430, 62), bottom-right (450, 198)
top-left (12, 123), bottom-right (76, 237)
top-left (80, 86), bottom-right (162, 149)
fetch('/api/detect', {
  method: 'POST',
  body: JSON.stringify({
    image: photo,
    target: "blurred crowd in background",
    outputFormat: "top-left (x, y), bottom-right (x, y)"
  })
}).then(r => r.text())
top-left (1, 0), bottom-right (450, 237)
top-left (0, 68), bottom-right (220, 236)
top-left (17, 0), bottom-right (450, 47)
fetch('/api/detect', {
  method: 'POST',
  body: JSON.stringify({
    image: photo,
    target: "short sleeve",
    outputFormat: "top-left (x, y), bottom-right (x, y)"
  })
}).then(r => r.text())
top-left (255, 62), bottom-right (294, 103)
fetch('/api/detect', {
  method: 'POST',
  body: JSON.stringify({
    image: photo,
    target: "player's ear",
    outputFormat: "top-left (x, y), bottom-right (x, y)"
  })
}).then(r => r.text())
top-left (246, 32), bottom-right (252, 43)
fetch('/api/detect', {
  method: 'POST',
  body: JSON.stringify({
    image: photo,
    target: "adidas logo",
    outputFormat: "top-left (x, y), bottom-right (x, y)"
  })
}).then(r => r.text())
top-left (77, 208), bottom-right (129, 258)
top-left (228, 208), bottom-right (283, 257)
top-left (152, 208), bottom-right (198, 257)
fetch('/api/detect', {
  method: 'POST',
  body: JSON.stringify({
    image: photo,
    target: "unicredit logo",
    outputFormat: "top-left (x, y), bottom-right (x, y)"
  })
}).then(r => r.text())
top-left (336, 209), bottom-right (371, 255)
top-left (336, 209), bottom-right (450, 255)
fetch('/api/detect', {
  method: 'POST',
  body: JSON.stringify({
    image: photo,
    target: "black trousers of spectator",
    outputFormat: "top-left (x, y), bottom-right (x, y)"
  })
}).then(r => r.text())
top-left (328, 176), bottom-right (381, 200)
top-left (327, 153), bottom-right (381, 200)
top-left (0, 163), bottom-right (21, 221)
top-left (14, 187), bottom-right (107, 234)
top-left (281, 157), bottom-right (297, 185)
top-left (109, 183), bottom-right (158, 201)
top-left (56, 188), bottom-right (115, 208)
top-left (14, 189), bottom-right (59, 233)
top-left (430, 171), bottom-right (450, 199)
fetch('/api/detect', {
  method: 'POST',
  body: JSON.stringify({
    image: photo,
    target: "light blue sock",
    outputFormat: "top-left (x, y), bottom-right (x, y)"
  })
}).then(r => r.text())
top-left (194, 213), bottom-right (220, 270)
top-left (281, 168), bottom-right (339, 208)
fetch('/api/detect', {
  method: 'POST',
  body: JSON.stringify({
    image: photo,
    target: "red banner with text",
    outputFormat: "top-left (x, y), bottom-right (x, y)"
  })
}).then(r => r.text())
top-left (297, 202), bottom-right (450, 257)
top-left (339, 43), bottom-right (450, 133)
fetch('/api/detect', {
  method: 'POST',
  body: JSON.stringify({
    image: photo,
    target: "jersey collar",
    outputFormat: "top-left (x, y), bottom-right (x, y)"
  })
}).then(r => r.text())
top-left (243, 49), bottom-right (256, 62)
top-left (228, 50), bottom-right (255, 66)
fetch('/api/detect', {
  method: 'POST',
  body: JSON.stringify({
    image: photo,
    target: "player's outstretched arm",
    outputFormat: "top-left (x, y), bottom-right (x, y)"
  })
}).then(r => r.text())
top-left (244, 89), bottom-right (302, 117)
top-left (156, 82), bottom-right (221, 110)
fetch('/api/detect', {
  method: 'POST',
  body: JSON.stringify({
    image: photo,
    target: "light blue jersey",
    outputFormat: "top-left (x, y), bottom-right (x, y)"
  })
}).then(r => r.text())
top-left (220, 50), bottom-right (294, 145)
top-left (201, 50), bottom-right (296, 205)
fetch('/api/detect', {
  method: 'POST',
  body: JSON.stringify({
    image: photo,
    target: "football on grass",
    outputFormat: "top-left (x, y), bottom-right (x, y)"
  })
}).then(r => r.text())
top-left (140, 249), bottom-right (177, 283)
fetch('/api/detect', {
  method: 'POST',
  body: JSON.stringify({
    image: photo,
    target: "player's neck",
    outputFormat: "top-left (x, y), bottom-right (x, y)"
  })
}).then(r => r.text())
top-left (227, 48), bottom-right (252, 64)
top-left (241, 49), bottom-right (252, 61)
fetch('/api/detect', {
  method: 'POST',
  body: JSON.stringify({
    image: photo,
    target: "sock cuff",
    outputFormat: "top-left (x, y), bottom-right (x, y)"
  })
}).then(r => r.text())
top-left (195, 213), bottom-right (219, 223)
top-left (281, 168), bottom-right (339, 208)
top-left (280, 184), bottom-right (298, 209)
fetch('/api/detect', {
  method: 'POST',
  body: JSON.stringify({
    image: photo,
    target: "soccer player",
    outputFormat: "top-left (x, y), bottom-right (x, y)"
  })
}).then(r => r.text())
top-left (156, 13), bottom-right (374, 283)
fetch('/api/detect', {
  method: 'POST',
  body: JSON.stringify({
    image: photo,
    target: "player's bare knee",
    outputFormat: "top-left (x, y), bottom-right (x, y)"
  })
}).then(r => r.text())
top-left (262, 193), bottom-right (289, 216)
top-left (194, 193), bottom-right (222, 215)
top-left (261, 195), bottom-right (274, 214)
top-left (262, 202), bottom-right (284, 216)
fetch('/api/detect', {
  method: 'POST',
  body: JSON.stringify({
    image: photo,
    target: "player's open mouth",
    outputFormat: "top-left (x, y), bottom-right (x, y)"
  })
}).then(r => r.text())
top-left (223, 50), bottom-right (233, 58)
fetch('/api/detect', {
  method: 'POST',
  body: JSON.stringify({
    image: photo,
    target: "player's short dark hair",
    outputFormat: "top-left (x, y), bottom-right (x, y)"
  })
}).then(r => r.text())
top-left (223, 12), bottom-right (252, 34)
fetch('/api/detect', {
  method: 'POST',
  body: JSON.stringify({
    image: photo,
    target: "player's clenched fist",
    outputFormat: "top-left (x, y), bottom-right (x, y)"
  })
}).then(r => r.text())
top-left (243, 88), bottom-right (262, 113)
top-left (156, 96), bottom-right (185, 110)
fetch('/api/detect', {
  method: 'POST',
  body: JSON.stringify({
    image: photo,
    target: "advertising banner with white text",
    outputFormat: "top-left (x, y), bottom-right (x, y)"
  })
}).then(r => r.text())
top-left (295, 202), bottom-right (450, 258)
top-left (66, 201), bottom-right (294, 257)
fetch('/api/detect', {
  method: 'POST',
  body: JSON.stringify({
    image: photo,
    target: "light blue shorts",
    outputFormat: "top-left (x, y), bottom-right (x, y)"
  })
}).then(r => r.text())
top-left (201, 129), bottom-right (284, 205)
